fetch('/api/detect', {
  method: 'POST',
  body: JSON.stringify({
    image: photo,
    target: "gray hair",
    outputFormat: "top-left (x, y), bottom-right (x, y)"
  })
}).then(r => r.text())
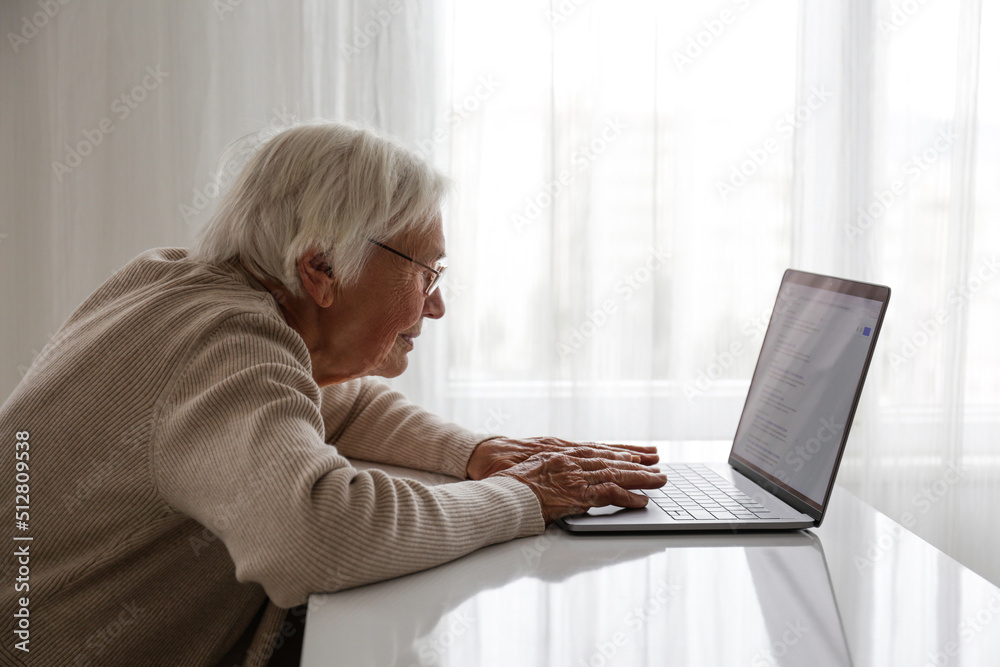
top-left (188, 121), bottom-right (448, 297)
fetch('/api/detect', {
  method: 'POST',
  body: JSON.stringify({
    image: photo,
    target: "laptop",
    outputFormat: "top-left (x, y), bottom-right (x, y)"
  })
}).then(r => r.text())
top-left (559, 268), bottom-right (890, 532)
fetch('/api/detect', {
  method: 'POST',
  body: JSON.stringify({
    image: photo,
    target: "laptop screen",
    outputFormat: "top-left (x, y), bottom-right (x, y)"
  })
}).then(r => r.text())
top-left (729, 270), bottom-right (889, 514)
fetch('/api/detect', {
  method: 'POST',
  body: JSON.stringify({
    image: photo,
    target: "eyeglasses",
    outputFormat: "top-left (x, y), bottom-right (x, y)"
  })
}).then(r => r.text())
top-left (368, 239), bottom-right (448, 296)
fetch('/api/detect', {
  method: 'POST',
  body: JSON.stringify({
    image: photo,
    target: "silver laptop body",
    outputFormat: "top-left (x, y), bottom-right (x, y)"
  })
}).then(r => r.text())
top-left (560, 269), bottom-right (890, 533)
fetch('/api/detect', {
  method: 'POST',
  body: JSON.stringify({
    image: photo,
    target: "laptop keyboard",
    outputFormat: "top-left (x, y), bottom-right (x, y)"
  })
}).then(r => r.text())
top-left (641, 464), bottom-right (772, 521)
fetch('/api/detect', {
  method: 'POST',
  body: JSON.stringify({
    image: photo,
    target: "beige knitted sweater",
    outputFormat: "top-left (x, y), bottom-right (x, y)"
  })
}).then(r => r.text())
top-left (0, 248), bottom-right (544, 666)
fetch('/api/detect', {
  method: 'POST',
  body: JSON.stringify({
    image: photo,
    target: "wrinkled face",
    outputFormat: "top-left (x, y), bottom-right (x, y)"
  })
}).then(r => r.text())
top-left (324, 214), bottom-right (446, 380)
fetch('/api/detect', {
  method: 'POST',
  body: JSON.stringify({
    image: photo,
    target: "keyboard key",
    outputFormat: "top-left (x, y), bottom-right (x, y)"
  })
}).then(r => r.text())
top-left (690, 509), bottom-right (717, 520)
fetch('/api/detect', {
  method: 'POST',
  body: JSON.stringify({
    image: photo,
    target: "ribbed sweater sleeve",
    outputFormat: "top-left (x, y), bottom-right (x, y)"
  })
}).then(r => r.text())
top-left (319, 378), bottom-right (489, 479)
top-left (151, 311), bottom-right (544, 609)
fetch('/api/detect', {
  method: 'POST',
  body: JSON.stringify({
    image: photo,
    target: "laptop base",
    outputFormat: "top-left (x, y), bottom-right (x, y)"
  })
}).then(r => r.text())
top-left (559, 463), bottom-right (815, 533)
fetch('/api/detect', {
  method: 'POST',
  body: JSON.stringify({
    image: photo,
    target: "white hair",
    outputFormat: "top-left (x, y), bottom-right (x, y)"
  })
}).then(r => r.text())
top-left (188, 121), bottom-right (448, 297)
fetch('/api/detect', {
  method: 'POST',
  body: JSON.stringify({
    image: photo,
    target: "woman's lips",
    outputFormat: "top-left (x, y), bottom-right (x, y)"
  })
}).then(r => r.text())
top-left (399, 333), bottom-right (416, 347)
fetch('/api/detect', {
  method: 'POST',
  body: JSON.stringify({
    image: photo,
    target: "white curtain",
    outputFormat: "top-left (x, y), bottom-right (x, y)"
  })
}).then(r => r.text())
top-left (397, 0), bottom-right (1000, 589)
top-left (2, 0), bottom-right (997, 593)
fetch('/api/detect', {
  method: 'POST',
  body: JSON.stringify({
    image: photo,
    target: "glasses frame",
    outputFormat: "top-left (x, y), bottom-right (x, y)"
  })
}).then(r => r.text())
top-left (368, 239), bottom-right (447, 296)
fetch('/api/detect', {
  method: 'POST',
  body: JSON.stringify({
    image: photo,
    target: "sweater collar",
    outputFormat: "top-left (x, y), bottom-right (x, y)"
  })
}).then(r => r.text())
top-left (219, 257), bottom-right (285, 318)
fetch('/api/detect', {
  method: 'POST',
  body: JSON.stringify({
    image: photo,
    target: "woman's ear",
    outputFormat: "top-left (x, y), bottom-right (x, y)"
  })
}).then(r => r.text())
top-left (297, 250), bottom-right (337, 307)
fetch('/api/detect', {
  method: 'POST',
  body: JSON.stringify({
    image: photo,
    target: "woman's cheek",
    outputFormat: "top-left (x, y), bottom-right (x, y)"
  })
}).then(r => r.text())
top-left (392, 288), bottom-right (425, 328)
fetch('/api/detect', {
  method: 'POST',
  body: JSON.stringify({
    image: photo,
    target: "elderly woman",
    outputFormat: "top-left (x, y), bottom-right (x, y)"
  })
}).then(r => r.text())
top-left (0, 122), bottom-right (664, 666)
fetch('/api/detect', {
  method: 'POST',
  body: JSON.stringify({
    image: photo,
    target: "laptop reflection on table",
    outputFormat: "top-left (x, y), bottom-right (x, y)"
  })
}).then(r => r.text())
top-left (303, 528), bottom-right (852, 667)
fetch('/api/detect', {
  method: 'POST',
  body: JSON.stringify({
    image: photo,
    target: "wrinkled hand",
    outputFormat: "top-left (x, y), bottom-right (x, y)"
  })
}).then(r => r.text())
top-left (493, 452), bottom-right (667, 523)
top-left (466, 436), bottom-right (659, 480)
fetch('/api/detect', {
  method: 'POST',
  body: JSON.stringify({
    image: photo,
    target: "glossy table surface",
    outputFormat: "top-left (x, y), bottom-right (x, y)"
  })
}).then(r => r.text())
top-left (302, 442), bottom-right (1000, 666)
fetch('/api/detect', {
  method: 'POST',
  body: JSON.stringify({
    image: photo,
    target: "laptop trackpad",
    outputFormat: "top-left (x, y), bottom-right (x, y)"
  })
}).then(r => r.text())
top-left (587, 504), bottom-right (646, 516)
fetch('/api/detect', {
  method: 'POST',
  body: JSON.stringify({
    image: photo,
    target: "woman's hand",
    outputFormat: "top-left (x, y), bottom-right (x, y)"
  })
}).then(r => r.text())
top-left (492, 451), bottom-right (667, 524)
top-left (466, 436), bottom-right (659, 480)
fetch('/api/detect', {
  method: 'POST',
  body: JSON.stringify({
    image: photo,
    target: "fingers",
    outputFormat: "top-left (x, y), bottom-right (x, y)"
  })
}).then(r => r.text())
top-left (564, 446), bottom-right (657, 465)
top-left (517, 437), bottom-right (660, 465)
top-left (564, 439), bottom-right (655, 453)
top-left (591, 442), bottom-right (658, 455)
top-left (613, 444), bottom-right (660, 465)
top-left (563, 444), bottom-right (659, 465)
top-left (569, 456), bottom-right (667, 493)
top-left (565, 446), bottom-right (637, 462)
top-left (585, 483), bottom-right (651, 510)
top-left (575, 458), bottom-right (667, 512)
top-left (573, 456), bottom-right (659, 474)
top-left (583, 464), bottom-right (667, 490)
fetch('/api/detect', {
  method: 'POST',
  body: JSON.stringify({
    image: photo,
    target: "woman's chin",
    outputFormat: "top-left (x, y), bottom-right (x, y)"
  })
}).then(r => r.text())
top-left (371, 343), bottom-right (409, 378)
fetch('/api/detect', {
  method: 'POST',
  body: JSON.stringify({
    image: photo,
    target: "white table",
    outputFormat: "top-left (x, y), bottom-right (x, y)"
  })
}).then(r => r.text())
top-left (302, 442), bottom-right (1000, 666)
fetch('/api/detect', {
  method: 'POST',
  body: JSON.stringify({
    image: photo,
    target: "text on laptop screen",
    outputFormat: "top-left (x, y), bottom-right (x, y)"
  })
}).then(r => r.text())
top-left (730, 281), bottom-right (883, 510)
